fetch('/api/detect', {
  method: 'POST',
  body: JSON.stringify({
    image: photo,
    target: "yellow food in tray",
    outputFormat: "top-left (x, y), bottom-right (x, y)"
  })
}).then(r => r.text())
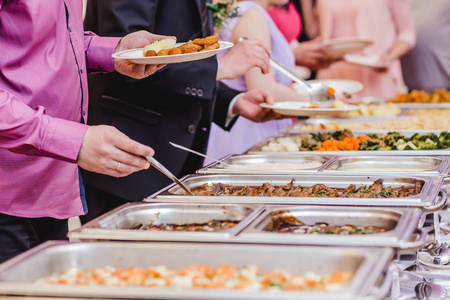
top-left (300, 115), bottom-right (450, 131)
top-left (345, 103), bottom-right (401, 117)
top-left (388, 88), bottom-right (450, 103)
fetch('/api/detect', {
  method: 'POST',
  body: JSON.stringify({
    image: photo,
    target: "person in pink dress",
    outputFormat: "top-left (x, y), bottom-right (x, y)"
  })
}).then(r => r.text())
top-left (268, 0), bottom-right (329, 71)
top-left (316, 0), bottom-right (416, 99)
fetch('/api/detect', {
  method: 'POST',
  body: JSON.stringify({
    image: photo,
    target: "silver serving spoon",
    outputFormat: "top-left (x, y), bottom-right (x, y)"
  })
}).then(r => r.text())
top-left (417, 212), bottom-right (450, 267)
top-left (415, 280), bottom-right (447, 300)
top-left (145, 156), bottom-right (194, 196)
top-left (238, 36), bottom-right (336, 108)
top-left (169, 142), bottom-right (230, 167)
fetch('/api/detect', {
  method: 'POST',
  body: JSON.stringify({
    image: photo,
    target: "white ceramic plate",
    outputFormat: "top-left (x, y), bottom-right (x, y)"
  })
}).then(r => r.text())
top-left (319, 38), bottom-right (373, 58)
top-left (260, 101), bottom-right (359, 117)
top-left (112, 41), bottom-right (234, 64)
top-left (344, 54), bottom-right (389, 68)
top-left (306, 79), bottom-right (364, 95)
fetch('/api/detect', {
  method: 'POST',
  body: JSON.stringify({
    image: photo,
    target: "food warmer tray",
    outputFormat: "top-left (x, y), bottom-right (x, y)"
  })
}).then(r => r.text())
top-left (197, 154), bottom-right (333, 175)
top-left (147, 174), bottom-right (445, 213)
top-left (237, 205), bottom-right (424, 249)
top-left (69, 203), bottom-right (424, 250)
top-left (278, 116), bottom-right (412, 135)
top-left (69, 202), bottom-right (264, 243)
top-left (0, 241), bottom-right (394, 300)
top-left (320, 156), bottom-right (450, 176)
top-left (246, 130), bottom-right (450, 156)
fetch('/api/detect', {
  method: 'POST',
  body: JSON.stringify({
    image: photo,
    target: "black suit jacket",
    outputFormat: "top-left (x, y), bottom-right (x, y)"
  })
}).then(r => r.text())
top-left (84, 0), bottom-right (239, 200)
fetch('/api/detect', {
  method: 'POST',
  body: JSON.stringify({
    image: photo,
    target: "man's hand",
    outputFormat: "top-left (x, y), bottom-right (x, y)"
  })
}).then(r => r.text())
top-left (294, 39), bottom-right (331, 70)
top-left (232, 90), bottom-right (288, 122)
top-left (77, 125), bottom-right (154, 178)
top-left (217, 39), bottom-right (271, 80)
top-left (114, 30), bottom-right (174, 79)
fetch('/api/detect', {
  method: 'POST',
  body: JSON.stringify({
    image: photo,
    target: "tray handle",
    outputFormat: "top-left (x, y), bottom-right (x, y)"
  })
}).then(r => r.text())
top-left (423, 191), bottom-right (448, 214)
top-left (361, 262), bottom-right (395, 300)
top-left (397, 228), bottom-right (427, 253)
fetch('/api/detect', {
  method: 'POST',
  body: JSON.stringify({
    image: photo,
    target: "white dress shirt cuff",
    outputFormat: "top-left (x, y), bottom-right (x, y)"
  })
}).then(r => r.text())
top-left (225, 93), bottom-right (242, 127)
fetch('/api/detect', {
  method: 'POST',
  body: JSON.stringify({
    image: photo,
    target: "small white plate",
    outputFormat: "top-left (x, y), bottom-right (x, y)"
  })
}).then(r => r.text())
top-left (319, 38), bottom-right (373, 58)
top-left (344, 54), bottom-right (389, 68)
top-left (306, 79), bottom-right (364, 95)
top-left (112, 41), bottom-right (234, 64)
top-left (260, 101), bottom-right (359, 117)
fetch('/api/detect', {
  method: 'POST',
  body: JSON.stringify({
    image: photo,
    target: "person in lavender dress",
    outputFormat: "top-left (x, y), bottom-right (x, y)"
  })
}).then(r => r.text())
top-left (206, 0), bottom-right (308, 163)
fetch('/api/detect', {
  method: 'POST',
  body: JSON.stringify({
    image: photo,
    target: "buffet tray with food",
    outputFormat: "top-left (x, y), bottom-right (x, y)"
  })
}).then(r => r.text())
top-left (197, 154), bottom-right (333, 175)
top-left (237, 206), bottom-right (424, 249)
top-left (69, 202), bottom-right (264, 243)
top-left (68, 202), bottom-right (424, 250)
top-left (320, 156), bottom-right (450, 176)
top-left (247, 130), bottom-right (450, 156)
top-left (148, 174), bottom-right (445, 212)
top-left (0, 241), bottom-right (394, 300)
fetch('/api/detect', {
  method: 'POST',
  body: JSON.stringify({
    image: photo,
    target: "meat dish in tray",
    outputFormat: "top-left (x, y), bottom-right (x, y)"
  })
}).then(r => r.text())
top-left (185, 179), bottom-right (423, 198)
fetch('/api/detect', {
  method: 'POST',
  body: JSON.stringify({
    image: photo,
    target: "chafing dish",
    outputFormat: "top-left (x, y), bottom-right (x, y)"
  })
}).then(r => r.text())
top-left (321, 156), bottom-right (450, 176)
top-left (238, 206), bottom-right (424, 249)
top-left (0, 241), bottom-right (394, 300)
top-left (197, 154), bottom-right (333, 174)
top-left (69, 202), bottom-right (263, 242)
top-left (148, 174), bottom-right (445, 213)
top-left (247, 130), bottom-right (450, 156)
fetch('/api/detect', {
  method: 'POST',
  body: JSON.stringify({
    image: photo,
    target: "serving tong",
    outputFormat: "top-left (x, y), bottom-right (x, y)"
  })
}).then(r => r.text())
top-left (145, 156), bottom-right (194, 196)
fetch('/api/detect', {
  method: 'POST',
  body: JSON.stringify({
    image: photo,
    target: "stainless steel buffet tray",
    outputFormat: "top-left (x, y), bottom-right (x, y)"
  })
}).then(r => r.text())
top-left (247, 130), bottom-right (450, 156)
top-left (0, 241), bottom-right (394, 300)
top-left (321, 156), bottom-right (450, 176)
top-left (197, 154), bottom-right (333, 175)
top-left (238, 206), bottom-right (424, 249)
top-left (278, 116), bottom-right (412, 135)
top-left (69, 203), bottom-right (424, 250)
top-left (148, 174), bottom-right (445, 212)
top-left (69, 202), bottom-right (263, 242)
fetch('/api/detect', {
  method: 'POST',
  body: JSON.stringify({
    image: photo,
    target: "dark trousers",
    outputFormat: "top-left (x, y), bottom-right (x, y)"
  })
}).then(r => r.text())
top-left (0, 214), bottom-right (68, 264)
top-left (79, 184), bottom-right (129, 225)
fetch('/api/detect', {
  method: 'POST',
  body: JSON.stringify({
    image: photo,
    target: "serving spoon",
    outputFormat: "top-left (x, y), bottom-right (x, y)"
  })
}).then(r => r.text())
top-left (238, 36), bottom-right (336, 108)
top-left (169, 142), bottom-right (230, 167)
top-left (418, 212), bottom-right (450, 268)
top-left (415, 280), bottom-right (447, 300)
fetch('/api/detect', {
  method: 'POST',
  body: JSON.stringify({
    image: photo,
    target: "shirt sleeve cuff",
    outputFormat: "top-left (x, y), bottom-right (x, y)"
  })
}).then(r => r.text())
top-left (85, 34), bottom-right (121, 72)
top-left (225, 93), bottom-right (242, 127)
top-left (41, 116), bottom-right (89, 163)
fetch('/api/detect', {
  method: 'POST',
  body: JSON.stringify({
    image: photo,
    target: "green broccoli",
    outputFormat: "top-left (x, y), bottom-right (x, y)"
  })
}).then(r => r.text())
top-left (438, 131), bottom-right (450, 149)
top-left (418, 133), bottom-right (439, 143)
top-left (416, 138), bottom-right (438, 150)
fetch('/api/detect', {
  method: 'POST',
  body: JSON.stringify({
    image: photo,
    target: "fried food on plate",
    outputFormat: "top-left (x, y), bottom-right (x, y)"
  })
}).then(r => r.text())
top-left (157, 49), bottom-right (170, 56)
top-left (143, 38), bottom-right (177, 57)
top-left (201, 42), bottom-right (220, 51)
top-left (168, 47), bottom-right (182, 55)
top-left (193, 34), bottom-right (219, 45)
top-left (179, 44), bottom-right (200, 54)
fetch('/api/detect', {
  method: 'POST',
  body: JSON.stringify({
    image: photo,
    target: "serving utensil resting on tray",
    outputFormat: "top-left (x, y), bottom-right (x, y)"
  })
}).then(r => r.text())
top-left (169, 141), bottom-right (230, 167)
top-left (145, 156), bottom-right (194, 196)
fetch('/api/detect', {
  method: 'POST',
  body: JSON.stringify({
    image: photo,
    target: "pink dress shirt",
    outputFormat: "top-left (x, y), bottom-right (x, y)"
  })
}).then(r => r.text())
top-left (0, 0), bottom-right (120, 219)
top-left (317, 0), bottom-right (416, 98)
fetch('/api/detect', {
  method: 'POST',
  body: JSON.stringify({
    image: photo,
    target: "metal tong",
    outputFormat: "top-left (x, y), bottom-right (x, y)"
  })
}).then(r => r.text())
top-left (145, 156), bottom-right (194, 196)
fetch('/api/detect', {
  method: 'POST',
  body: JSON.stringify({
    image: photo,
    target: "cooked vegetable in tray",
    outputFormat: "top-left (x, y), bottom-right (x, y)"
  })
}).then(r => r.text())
top-left (36, 264), bottom-right (353, 291)
top-left (268, 210), bottom-right (386, 234)
top-left (185, 179), bottom-right (423, 198)
top-left (260, 130), bottom-right (450, 152)
top-left (130, 219), bottom-right (239, 232)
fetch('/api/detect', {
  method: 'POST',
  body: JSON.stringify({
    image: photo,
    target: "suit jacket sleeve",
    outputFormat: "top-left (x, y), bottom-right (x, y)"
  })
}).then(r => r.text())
top-left (213, 82), bottom-right (240, 130)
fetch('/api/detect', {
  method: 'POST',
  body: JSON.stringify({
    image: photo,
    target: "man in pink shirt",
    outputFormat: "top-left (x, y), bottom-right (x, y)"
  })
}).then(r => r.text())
top-left (0, 0), bottom-right (170, 263)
